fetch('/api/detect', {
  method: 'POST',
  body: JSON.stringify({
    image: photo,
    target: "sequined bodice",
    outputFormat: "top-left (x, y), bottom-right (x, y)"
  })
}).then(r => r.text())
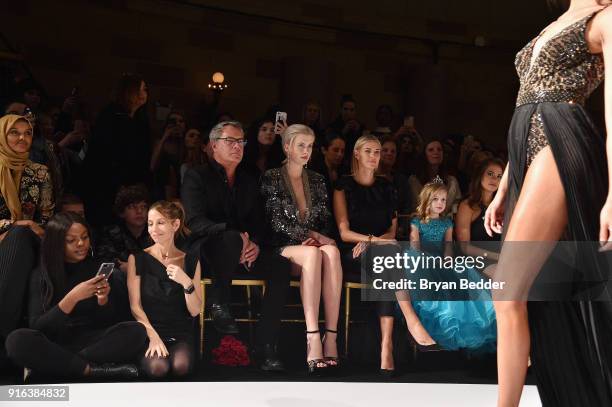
top-left (515, 12), bottom-right (605, 107)
top-left (411, 217), bottom-right (453, 255)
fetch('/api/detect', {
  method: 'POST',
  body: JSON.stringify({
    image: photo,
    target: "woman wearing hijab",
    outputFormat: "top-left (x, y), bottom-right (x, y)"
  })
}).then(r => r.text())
top-left (0, 114), bottom-right (54, 368)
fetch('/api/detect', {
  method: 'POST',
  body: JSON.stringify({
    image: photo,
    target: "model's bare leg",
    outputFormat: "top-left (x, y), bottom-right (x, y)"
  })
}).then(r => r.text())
top-left (281, 245), bottom-right (324, 366)
top-left (380, 316), bottom-right (394, 370)
top-left (319, 244), bottom-right (343, 360)
top-left (494, 146), bottom-right (568, 407)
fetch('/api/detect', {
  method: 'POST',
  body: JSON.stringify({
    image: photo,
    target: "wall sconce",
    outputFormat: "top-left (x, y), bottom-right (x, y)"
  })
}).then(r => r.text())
top-left (208, 71), bottom-right (228, 91)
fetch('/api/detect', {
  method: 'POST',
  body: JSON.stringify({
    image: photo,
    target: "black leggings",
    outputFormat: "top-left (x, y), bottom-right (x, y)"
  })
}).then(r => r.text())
top-left (196, 230), bottom-right (291, 345)
top-left (0, 226), bottom-right (39, 362)
top-left (140, 339), bottom-right (194, 378)
top-left (6, 321), bottom-right (147, 377)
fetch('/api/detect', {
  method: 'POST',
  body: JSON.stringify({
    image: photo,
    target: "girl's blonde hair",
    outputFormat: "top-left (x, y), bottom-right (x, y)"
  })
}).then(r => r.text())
top-left (149, 200), bottom-right (191, 237)
top-left (413, 182), bottom-right (449, 223)
top-left (351, 134), bottom-right (381, 175)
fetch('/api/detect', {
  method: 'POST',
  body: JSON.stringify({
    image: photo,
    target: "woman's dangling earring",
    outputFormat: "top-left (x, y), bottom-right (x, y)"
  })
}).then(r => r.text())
top-left (90, 246), bottom-right (94, 258)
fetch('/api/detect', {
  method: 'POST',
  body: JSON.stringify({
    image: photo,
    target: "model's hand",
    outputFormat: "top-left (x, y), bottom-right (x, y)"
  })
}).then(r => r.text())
top-left (484, 194), bottom-right (505, 237)
top-left (599, 198), bottom-right (612, 251)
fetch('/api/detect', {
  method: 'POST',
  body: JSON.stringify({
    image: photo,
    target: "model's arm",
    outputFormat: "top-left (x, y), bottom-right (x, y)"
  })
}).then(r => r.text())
top-left (599, 8), bottom-right (612, 242)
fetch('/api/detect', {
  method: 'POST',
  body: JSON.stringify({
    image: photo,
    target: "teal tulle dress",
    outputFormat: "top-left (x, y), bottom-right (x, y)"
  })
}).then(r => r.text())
top-left (409, 217), bottom-right (497, 352)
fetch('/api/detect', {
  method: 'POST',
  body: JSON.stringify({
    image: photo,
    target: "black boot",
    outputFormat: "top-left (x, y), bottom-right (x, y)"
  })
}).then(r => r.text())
top-left (253, 344), bottom-right (285, 372)
top-left (88, 363), bottom-right (139, 380)
top-left (210, 303), bottom-right (239, 334)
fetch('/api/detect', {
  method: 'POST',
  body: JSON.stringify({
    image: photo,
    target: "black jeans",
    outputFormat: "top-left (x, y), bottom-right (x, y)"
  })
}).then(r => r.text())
top-left (0, 226), bottom-right (39, 364)
top-left (196, 230), bottom-right (291, 345)
top-left (6, 321), bottom-right (147, 377)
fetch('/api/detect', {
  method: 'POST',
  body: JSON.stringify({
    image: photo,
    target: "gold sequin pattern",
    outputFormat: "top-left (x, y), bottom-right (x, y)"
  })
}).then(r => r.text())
top-left (515, 14), bottom-right (604, 108)
top-left (514, 11), bottom-right (605, 166)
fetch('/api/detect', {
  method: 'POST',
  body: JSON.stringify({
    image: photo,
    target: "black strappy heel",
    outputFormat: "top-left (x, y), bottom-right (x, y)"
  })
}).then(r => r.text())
top-left (322, 328), bottom-right (340, 369)
top-left (306, 330), bottom-right (327, 374)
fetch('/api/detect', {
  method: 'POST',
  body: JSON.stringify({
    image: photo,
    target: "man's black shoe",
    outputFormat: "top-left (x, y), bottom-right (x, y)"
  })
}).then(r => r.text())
top-left (210, 303), bottom-right (239, 334)
top-left (88, 363), bottom-right (139, 379)
top-left (254, 344), bottom-right (285, 372)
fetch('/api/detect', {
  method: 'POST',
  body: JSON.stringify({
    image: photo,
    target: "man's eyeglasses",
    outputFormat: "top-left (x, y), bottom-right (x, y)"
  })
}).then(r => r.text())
top-left (218, 137), bottom-right (247, 147)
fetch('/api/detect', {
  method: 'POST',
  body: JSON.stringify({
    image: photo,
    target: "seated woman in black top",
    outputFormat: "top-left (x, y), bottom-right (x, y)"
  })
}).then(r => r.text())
top-left (128, 200), bottom-right (202, 378)
top-left (334, 135), bottom-right (436, 375)
top-left (455, 158), bottom-right (504, 260)
top-left (261, 124), bottom-right (342, 374)
top-left (5, 212), bottom-right (146, 379)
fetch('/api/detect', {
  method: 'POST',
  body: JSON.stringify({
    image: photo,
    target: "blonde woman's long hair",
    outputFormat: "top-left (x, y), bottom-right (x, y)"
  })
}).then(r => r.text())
top-left (413, 182), bottom-right (449, 223)
top-left (351, 134), bottom-right (381, 175)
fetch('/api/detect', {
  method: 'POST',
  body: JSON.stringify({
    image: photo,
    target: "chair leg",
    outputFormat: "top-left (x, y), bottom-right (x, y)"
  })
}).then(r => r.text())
top-left (200, 282), bottom-right (206, 359)
top-left (344, 286), bottom-right (350, 358)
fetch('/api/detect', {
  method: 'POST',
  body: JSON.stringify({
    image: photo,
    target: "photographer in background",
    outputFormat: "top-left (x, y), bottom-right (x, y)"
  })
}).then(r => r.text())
top-left (150, 111), bottom-right (186, 200)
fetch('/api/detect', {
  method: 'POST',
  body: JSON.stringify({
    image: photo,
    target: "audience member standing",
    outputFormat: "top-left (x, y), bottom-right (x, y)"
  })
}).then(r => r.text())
top-left (81, 74), bottom-right (152, 227)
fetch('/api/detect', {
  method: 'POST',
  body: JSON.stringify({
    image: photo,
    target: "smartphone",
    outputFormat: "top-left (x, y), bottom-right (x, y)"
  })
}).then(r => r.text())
top-left (404, 116), bottom-right (415, 128)
top-left (275, 111), bottom-right (287, 134)
top-left (96, 262), bottom-right (115, 279)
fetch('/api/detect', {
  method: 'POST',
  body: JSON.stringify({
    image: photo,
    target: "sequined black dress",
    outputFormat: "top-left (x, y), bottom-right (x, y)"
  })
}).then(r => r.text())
top-left (261, 166), bottom-right (333, 251)
top-left (508, 8), bottom-right (612, 406)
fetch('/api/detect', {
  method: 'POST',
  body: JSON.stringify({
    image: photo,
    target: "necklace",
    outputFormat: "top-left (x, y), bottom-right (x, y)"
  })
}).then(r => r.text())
top-left (159, 246), bottom-right (170, 261)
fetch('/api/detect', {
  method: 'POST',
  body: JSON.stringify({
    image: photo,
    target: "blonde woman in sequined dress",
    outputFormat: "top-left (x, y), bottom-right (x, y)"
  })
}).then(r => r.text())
top-left (261, 124), bottom-right (342, 374)
top-left (484, 1), bottom-right (612, 406)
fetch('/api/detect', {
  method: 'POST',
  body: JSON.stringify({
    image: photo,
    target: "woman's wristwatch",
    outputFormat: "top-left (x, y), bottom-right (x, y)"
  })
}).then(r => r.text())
top-left (184, 283), bottom-right (195, 294)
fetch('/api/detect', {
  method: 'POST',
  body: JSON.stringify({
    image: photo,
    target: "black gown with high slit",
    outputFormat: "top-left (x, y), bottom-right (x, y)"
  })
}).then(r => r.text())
top-left (507, 8), bottom-right (612, 406)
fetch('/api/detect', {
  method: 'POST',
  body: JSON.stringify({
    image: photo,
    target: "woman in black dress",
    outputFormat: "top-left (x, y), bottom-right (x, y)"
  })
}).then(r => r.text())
top-left (334, 135), bottom-right (436, 375)
top-left (128, 200), bottom-right (202, 378)
top-left (455, 158), bottom-right (504, 259)
top-left (6, 212), bottom-right (146, 379)
top-left (261, 124), bottom-right (342, 374)
top-left (484, 2), bottom-right (612, 406)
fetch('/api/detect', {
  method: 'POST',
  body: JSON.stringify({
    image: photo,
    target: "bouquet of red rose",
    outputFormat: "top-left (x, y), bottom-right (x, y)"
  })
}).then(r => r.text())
top-left (211, 335), bottom-right (250, 367)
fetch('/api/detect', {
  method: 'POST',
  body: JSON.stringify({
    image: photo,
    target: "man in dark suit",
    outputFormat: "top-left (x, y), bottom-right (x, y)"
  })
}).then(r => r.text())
top-left (182, 121), bottom-right (290, 371)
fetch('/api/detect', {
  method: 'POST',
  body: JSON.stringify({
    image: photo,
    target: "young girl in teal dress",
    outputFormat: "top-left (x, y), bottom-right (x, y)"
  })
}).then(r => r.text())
top-left (408, 178), bottom-right (496, 351)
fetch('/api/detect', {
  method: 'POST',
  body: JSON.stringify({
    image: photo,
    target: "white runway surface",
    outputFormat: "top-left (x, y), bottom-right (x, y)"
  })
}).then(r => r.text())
top-left (0, 381), bottom-right (541, 406)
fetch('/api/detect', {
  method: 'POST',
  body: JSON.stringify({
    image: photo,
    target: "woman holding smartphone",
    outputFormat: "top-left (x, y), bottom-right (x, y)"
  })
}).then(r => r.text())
top-left (128, 200), bottom-right (202, 378)
top-left (6, 212), bottom-right (147, 379)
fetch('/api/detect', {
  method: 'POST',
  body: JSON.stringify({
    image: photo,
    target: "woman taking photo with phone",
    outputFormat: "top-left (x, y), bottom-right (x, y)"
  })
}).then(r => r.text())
top-left (6, 212), bottom-right (147, 379)
top-left (128, 200), bottom-right (202, 378)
